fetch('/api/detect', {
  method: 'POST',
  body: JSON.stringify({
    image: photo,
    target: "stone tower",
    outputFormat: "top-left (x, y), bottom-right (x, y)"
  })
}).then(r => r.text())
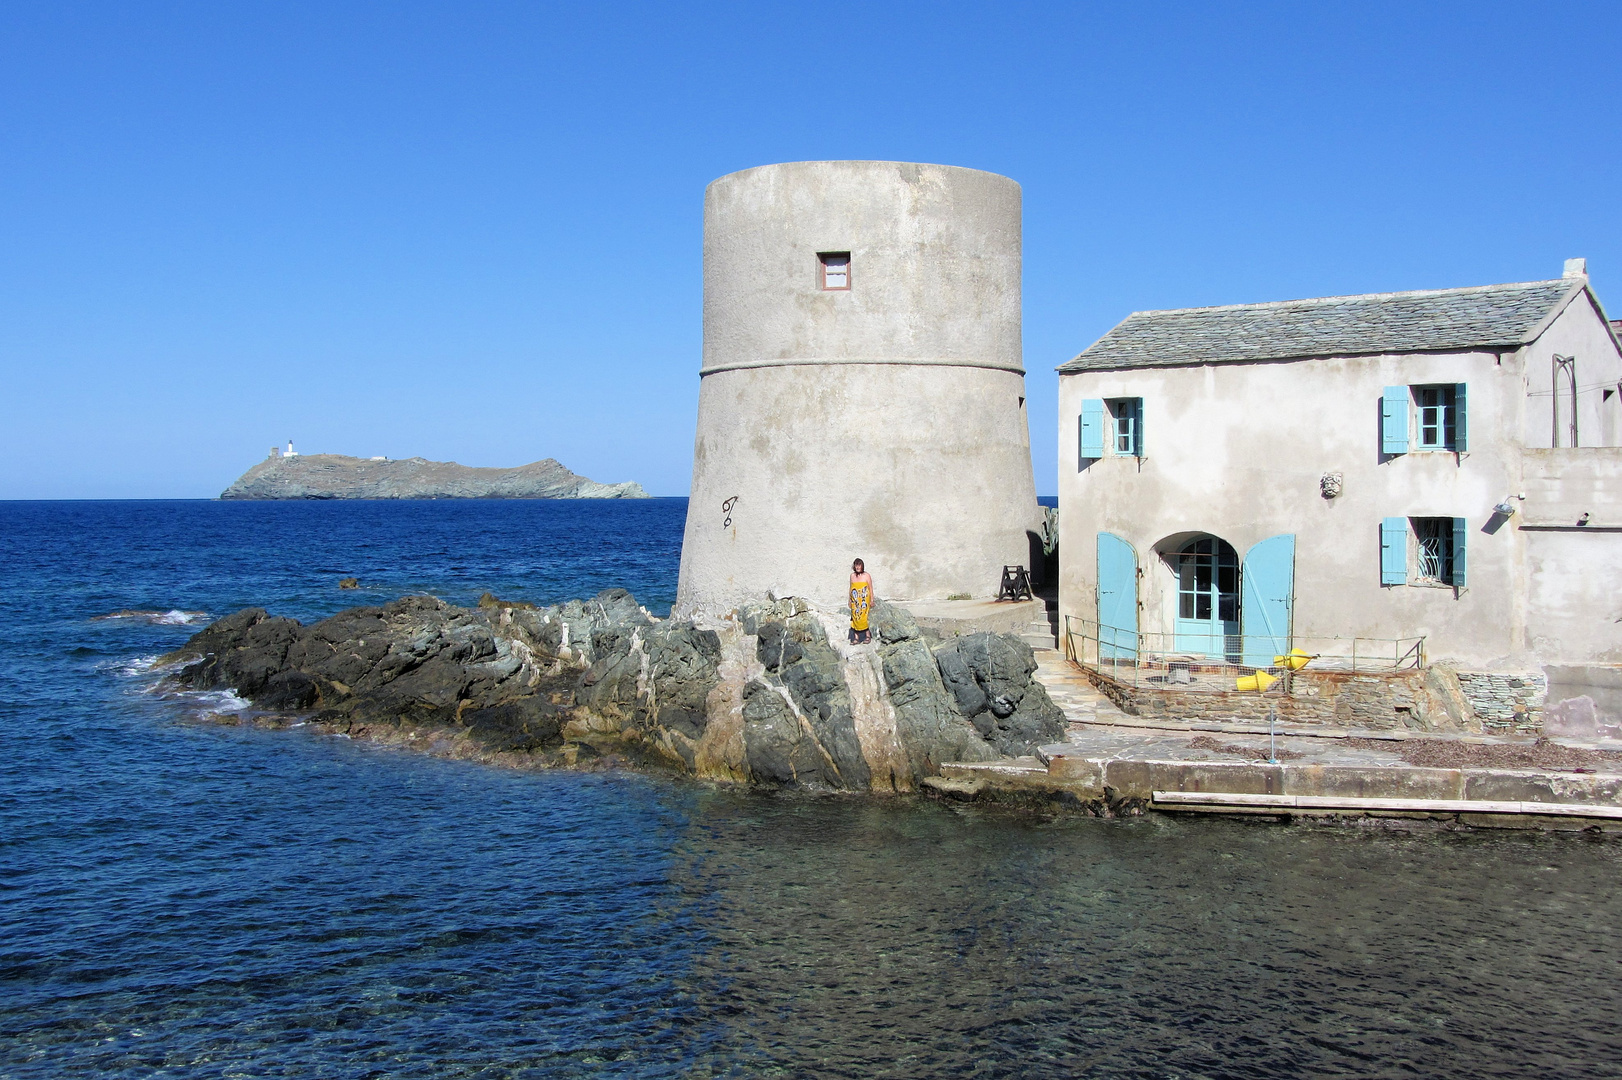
top-left (675, 160), bottom-right (1039, 616)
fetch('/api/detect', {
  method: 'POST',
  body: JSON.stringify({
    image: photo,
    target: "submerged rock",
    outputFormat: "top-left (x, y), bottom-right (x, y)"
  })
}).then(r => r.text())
top-left (158, 590), bottom-right (1064, 791)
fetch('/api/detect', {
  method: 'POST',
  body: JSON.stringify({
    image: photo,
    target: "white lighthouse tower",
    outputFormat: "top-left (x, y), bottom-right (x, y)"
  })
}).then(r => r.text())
top-left (675, 160), bottom-right (1039, 616)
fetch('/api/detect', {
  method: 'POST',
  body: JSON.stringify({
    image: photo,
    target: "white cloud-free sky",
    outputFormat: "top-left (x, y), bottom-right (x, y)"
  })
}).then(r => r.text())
top-left (1, 2), bottom-right (1617, 498)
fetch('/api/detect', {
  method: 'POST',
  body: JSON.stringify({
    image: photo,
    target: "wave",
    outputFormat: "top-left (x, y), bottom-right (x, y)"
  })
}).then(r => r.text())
top-left (102, 655), bottom-right (163, 678)
top-left (187, 689), bottom-right (253, 715)
top-left (92, 609), bottom-right (210, 626)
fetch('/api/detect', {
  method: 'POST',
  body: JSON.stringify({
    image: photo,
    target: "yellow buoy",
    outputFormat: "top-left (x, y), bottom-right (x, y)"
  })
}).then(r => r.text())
top-left (1274, 649), bottom-right (1312, 671)
top-left (1235, 669), bottom-right (1278, 692)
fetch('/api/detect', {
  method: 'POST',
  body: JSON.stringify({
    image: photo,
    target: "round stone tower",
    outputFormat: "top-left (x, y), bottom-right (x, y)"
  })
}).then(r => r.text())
top-left (675, 160), bottom-right (1038, 616)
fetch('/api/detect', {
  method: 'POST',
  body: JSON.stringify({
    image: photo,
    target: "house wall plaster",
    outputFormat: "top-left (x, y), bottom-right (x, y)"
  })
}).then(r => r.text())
top-left (1058, 349), bottom-right (1529, 668)
top-left (1519, 289), bottom-right (1622, 449)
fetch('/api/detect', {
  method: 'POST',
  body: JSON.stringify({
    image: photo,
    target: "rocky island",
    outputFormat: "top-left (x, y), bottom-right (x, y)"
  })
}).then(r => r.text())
top-left (220, 453), bottom-right (649, 500)
top-left (158, 591), bottom-right (1066, 793)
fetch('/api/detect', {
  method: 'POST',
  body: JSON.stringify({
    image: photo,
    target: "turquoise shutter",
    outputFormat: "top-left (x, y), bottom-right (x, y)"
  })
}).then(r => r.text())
top-left (1131, 398), bottom-right (1145, 457)
top-left (1381, 387), bottom-right (1409, 454)
top-left (1452, 517), bottom-right (1467, 587)
top-left (1453, 383), bottom-right (1467, 452)
top-left (1240, 534), bottom-right (1295, 667)
top-left (1380, 517), bottom-right (1407, 585)
top-left (1079, 400), bottom-right (1104, 460)
top-left (1096, 532), bottom-right (1138, 659)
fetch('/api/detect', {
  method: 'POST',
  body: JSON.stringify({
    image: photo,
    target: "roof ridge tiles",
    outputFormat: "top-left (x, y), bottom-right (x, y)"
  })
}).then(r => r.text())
top-left (1121, 278), bottom-right (1575, 319)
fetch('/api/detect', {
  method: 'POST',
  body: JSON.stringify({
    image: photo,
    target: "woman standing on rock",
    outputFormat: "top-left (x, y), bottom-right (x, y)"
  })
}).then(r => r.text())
top-left (849, 559), bottom-right (873, 645)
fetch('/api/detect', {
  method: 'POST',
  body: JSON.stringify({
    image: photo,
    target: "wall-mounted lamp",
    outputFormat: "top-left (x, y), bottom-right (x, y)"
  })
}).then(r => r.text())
top-left (1492, 493), bottom-right (1526, 516)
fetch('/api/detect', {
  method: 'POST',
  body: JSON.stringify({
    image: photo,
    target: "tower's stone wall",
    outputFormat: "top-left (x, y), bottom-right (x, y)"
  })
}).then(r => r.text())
top-left (677, 161), bottom-right (1038, 616)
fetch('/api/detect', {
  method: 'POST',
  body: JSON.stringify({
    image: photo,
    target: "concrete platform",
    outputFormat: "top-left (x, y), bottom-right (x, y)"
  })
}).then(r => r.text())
top-left (933, 650), bottom-right (1622, 827)
top-left (896, 597), bottom-right (1047, 638)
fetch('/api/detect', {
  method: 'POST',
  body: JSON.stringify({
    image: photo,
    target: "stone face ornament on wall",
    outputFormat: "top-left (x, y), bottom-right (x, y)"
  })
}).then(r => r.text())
top-left (1320, 472), bottom-right (1344, 499)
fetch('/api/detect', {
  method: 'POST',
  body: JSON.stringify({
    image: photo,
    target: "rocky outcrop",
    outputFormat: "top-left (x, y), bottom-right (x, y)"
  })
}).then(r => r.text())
top-left (158, 591), bottom-right (1065, 791)
top-left (220, 454), bottom-right (649, 500)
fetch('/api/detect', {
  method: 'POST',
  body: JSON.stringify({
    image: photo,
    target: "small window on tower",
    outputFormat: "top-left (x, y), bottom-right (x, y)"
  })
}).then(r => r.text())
top-left (819, 252), bottom-right (851, 291)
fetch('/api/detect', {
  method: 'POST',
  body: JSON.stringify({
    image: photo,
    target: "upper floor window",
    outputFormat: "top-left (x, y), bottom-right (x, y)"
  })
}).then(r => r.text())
top-left (1079, 397), bottom-right (1143, 460)
top-left (1414, 385), bottom-right (1457, 449)
top-left (1108, 398), bottom-right (1142, 456)
top-left (819, 252), bottom-right (850, 290)
top-left (1381, 383), bottom-right (1467, 455)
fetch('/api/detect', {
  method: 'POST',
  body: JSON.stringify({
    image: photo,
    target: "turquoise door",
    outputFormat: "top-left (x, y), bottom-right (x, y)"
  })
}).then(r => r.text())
top-left (1241, 534), bottom-right (1295, 667)
top-left (1096, 532), bottom-right (1138, 659)
top-left (1174, 537), bottom-right (1239, 658)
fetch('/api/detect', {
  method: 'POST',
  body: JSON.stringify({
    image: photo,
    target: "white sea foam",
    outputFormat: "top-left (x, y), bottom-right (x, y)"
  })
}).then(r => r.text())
top-left (104, 655), bottom-right (162, 678)
top-left (155, 609), bottom-right (208, 626)
top-left (92, 609), bottom-right (209, 626)
top-left (188, 689), bottom-right (253, 717)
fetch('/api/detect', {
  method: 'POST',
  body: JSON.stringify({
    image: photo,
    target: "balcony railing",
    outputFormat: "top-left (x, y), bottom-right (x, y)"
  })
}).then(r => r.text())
top-left (1063, 616), bottom-right (1425, 691)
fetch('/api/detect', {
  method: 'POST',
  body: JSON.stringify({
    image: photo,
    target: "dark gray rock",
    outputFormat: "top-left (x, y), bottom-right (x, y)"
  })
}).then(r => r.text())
top-left (869, 599), bottom-right (920, 645)
top-left (934, 642), bottom-right (989, 718)
top-left (461, 698), bottom-right (566, 753)
top-left (157, 590), bottom-right (1061, 788)
top-left (753, 614), bottom-right (870, 790)
top-left (879, 637), bottom-right (998, 778)
top-left (640, 623), bottom-right (722, 740)
top-left (931, 632), bottom-right (1065, 756)
top-left (742, 679), bottom-right (837, 786)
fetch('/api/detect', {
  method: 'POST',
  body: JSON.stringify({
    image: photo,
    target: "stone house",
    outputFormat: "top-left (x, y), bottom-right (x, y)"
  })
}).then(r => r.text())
top-left (1056, 260), bottom-right (1622, 729)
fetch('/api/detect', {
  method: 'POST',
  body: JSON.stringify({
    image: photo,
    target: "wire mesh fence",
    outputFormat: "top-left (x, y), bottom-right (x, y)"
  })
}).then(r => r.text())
top-left (1063, 617), bottom-right (1425, 691)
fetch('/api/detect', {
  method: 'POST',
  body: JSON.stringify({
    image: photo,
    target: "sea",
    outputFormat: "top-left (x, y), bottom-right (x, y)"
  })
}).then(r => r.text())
top-left (3, 498), bottom-right (1621, 1079)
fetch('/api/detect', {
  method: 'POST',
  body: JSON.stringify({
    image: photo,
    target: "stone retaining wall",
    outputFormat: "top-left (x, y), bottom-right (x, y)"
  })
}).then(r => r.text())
top-left (1455, 671), bottom-right (1546, 734)
top-left (1087, 667), bottom-right (1439, 730)
top-left (1086, 663), bottom-right (1551, 734)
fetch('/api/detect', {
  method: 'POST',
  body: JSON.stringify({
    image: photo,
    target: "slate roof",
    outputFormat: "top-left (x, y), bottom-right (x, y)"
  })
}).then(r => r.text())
top-left (1059, 278), bottom-right (1586, 372)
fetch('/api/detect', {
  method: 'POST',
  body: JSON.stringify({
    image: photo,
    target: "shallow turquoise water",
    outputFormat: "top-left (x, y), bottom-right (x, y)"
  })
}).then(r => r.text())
top-left (3, 500), bottom-right (1620, 1078)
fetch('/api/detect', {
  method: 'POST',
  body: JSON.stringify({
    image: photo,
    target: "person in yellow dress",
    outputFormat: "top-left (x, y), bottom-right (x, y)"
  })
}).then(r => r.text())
top-left (849, 558), bottom-right (873, 644)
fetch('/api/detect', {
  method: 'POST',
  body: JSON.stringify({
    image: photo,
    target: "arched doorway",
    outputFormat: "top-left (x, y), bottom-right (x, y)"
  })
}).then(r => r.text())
top-left (1174, 536), bottom-right (1239, 658)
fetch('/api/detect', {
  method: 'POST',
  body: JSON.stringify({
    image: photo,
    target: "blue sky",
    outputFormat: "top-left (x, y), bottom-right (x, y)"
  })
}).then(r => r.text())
top-left (1, 2), bottom-right (1617, 498)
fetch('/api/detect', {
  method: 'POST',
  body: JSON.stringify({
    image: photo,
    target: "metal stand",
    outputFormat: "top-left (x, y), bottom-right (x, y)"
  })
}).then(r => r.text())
top-left (997, 565), bottom-right (1033, 602)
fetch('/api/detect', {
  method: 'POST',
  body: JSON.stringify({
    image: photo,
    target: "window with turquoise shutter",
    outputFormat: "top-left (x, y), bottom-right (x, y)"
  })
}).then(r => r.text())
top-left (1413, 518), bottom-right (1454, 581)
top-left (1451, 517), bottom-right (1467, 586)
top-left (1380, 518), bottom-right (1407, 585)
top-left (1453, 383), bottom-right (1467, 452)
top-left (1079, 400), bottom-right (1104, 460)
top-left (1106, 398), bottom-right (1143, 457)
top-left (1412, 385), bottom-right (1463, 451)
top-left (1381, 387), bottom-right (1410, 454)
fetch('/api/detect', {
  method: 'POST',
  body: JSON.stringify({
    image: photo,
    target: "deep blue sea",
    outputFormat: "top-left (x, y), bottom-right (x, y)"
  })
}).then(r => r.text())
top-left (4, 499), bottom-right (1622, 1079)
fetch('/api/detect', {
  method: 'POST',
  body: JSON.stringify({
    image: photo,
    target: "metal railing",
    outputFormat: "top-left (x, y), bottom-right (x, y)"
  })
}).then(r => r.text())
top-left (1063, 616), bottom-right (1425, 690)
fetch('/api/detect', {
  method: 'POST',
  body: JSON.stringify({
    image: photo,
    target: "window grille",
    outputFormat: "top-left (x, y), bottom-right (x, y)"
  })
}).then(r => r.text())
top-left (1412, 517), bottom-right (1454, 582)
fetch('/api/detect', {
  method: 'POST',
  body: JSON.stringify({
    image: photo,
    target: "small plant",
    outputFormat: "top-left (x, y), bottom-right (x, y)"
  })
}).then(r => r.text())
top-left (946, 592), bottom-right (971, 601)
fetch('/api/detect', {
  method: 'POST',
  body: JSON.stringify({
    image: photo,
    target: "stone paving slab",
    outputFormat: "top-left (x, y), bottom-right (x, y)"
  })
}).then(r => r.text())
top-left (933, 706), bottom-right (1622, 824)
